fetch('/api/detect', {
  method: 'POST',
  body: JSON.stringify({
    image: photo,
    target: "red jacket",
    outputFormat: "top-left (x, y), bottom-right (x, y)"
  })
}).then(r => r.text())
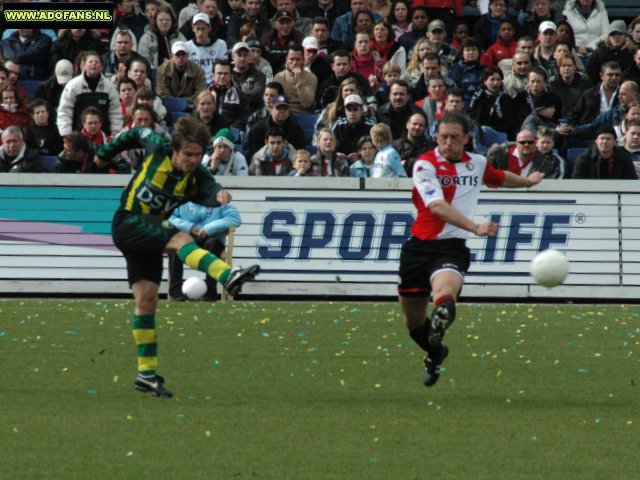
top-left (481, 38), bottom-right (517, 67)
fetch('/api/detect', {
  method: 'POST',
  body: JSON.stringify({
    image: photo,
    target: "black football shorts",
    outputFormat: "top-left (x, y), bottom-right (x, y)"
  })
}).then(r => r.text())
top-left (398, 236), bottom-right (470, 298)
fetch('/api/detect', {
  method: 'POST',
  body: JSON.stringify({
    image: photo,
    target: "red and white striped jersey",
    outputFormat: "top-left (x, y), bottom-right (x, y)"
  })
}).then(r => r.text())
top-left (411, 148), bottom-right (506, 240)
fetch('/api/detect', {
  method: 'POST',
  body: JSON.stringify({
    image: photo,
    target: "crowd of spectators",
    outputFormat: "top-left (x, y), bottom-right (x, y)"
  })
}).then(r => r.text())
top-left (0, 0), bottom-right (639, 180)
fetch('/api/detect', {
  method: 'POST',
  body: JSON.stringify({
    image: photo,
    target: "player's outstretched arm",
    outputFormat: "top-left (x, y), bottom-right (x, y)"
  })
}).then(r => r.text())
top-left (429, 200), bottom-right (498, 237)
top-left (501, 170), bottom-right (544, 188)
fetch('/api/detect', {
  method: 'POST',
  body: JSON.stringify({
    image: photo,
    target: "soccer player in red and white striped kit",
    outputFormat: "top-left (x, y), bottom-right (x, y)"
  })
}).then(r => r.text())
top-left (398, 112), bottom-right (544, 387)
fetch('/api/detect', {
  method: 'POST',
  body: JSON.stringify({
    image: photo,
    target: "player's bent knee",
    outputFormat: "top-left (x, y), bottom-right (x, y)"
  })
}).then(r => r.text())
top-left (166, 231), bottom-right (195, 252)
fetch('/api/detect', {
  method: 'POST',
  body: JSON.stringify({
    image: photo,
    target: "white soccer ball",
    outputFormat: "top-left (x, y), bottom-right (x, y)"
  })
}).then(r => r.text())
top-left (530, 249), bottom-right (569, 288)
top-left (182, 277), bottom-right (207, 300)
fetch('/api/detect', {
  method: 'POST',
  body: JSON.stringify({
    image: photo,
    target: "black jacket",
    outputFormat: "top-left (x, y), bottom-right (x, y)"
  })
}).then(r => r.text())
top-left (571, 83), bottom-right (618, 125)
top-left (376, 102), bottom-right (427, 140)
top-left (0, 145), bottom-right (44, 173)
top-left (246, 115), bottom-right (305, 160)
top-left (317, 72), bottom-right (373, 109)
top-left (548, 73), bottom-right (593, 119)
top-left (49, 30), bottom-right (106, 70)
top-left (572, 145), bottom-right (637, 179)
top-left (586, 46), bottom-right (635, 84)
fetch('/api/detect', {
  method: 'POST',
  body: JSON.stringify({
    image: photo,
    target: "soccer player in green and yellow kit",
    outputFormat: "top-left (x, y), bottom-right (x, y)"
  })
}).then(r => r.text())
top-left (95, 116), bottom-right (259, 398)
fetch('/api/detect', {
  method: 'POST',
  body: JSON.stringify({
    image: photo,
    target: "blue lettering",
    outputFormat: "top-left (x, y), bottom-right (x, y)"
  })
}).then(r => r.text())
top-left (378, 213), bottom-right (414, 261)
top-left (539, 214), bottom-right (571, 251)
top-left (299, 212), bottom-right (336, 260)
top-left (339, 213), bottom-right (376, 260)
top-left (257, 211), bottom-right (296, 259)
top-left (504, 214), bottom-right (536, 262)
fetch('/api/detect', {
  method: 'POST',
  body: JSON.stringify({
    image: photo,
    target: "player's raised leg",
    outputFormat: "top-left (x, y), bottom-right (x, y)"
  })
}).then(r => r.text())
top-left (167, 231), bottom-right (260, 297)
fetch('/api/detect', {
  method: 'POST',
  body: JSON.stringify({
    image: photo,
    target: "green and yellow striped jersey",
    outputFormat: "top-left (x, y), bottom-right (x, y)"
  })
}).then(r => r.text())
top-left (96, 127), bottom-right (223, 219)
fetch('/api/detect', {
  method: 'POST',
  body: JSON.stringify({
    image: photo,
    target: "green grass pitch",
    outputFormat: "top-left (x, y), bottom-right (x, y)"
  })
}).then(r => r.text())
top-left (1, 300), bottom-right (638, 479)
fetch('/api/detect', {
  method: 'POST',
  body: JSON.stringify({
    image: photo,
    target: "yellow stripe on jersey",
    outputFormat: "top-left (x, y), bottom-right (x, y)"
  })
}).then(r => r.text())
top-left (125, 152), bottom-right (154, 212)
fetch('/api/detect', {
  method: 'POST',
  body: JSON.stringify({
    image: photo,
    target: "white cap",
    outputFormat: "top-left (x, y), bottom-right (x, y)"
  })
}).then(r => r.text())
top-left (344, 94), bottom-right (363, 106)
top-left (302, 36), bottom-right (319, 51)
top-left (232, 42), bottom-right (250, 54)
top-left (171, 41), bottom-right (189, 54)
top-left (192, 12), bottom-right (210, 25)
top-left (55, 59), bottom-right (73, 84)
top-left (538, 21), bottom-right (556, 33)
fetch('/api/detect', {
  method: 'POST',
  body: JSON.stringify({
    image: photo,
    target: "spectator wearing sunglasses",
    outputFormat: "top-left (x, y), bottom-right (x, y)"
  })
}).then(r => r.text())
top-left (487, 129), bottom-right (558, 178)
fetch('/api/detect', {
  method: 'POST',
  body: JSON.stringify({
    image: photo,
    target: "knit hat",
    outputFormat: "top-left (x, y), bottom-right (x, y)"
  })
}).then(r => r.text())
top-left (213, 128), bottom-right (235, 150)
top-left (595, 124), bottom-right (617, 139)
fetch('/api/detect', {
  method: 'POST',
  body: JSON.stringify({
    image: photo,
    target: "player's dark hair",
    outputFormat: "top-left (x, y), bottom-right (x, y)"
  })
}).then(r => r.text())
top-left (172, 116), bottom-right (211, 151)
top-left (438, 112), bottom-right (472, 135)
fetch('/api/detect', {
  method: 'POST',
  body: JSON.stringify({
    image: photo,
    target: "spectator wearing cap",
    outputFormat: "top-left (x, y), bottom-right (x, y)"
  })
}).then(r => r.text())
top-left (186, 12), bottom-right (228, 84)
top-left (572, 124), bottom-right (637, 179)
top-left (533, 21), bottom-right (559, 73)
top-left (231, 42), bottom-right (267, 112)
top-left (331, 0), bottom-right (382, 49)
top-left (246, 95), bottom-right (306, 160)
top-left (226, 0), bottom-right (271, 47)
top-left (332, 94), bottom-right (376, 160)
top-left (202, 128), bottom-right (249, 176)
top-left (49, 29), bottom-right (106, 72)
top-left (0, 29), bottom-right (51, 81)
top-left (57, 52), bottom-right (123, 137)
top-left (138, 4), bottom-right (187, 69)
top-left (156, 41), bottom-right (208, 105)
top-left (560, 80), bottom-right (640, 140)
top-left (247, 81), bottom-right (284, 131)
top-left (520, 0), bottom-right (565, 40)
top-left (261, 10), bottom-right (305, 74)
top-left (377, 80), bottom-right (427, 140)
top-left (274, 45), bottom-right (318, 114)
top-left (246, 37), bottom-right (274, 83)
top-left (562, 0), bottom-right (610, 55)
top-left (34, 59), bottom-right (74, 113)
top-left (487, 129), bottom-right (560, 178)
top-left (425, 19), bottom-right (459, 71)
top-left (586, 20), bottom-right (635, 85)
top-left (303, 36), bottom-right (332, 84)
top-left (271, 0), bottom-right (313, 36)
top-left (180, 0), bottom-right (227, 44)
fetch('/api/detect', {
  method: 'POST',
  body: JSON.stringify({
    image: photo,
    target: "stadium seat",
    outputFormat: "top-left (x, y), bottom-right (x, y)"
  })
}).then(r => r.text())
top-left (565, 148), bottom-right (588, 179)
top-left (481, 126), bottom-right (508, 149)
top-left (41, 155), bottom-right (58, 172)
top-left (230, 128), bottom-right (246, 156)
top-left (293, 113), bottom-right (319, 147)
top-left (162, 96), bottom-right (188, 113)
top-left (19, 80), bottom-right (43, 102)
top-left (169, 111), bottom-right (190, 125)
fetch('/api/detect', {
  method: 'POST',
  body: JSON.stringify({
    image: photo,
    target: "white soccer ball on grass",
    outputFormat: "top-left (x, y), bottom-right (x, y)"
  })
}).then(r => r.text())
top-left (182, 277), bottom-right (207, 300)
top-left (530, 249), bottom-right (569, 288)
